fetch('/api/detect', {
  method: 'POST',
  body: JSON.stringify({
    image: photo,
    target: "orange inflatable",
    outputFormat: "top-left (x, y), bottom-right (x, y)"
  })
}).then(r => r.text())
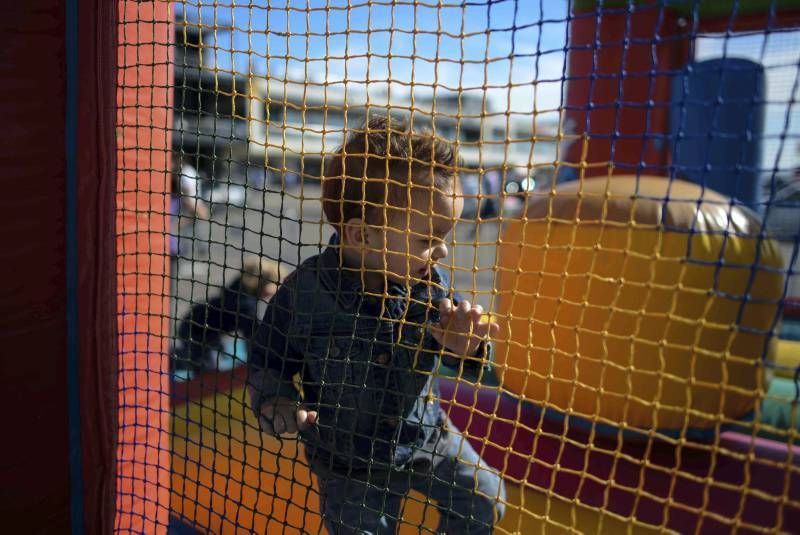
top-left (494, 176), bottom-right (785, 433)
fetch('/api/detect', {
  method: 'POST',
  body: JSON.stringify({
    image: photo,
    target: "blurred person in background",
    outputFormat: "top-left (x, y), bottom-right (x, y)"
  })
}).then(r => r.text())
top-left (172, 257), bottom-right (283, 377)
top-left (171, 151), bottom-right (210, 220)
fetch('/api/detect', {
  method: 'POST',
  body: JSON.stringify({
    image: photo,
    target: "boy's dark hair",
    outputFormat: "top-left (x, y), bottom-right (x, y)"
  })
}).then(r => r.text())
top-left (321, 114), bottom-right (459, 230)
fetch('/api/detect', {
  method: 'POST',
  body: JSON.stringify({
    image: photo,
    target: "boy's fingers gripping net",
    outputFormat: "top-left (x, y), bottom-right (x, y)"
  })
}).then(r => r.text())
top-left (117, 0), bottom-right (800, 533)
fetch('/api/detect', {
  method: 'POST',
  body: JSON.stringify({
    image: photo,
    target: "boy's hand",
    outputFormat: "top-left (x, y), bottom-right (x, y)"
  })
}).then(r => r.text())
top-left (259, 397), bottom-right (318, 436)
top-left (430, 298), bottom-right (500, 357)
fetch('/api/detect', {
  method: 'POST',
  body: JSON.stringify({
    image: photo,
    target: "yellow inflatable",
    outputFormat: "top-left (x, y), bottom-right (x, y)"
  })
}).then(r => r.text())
top-left (494, 176), bottom-right (786, 433)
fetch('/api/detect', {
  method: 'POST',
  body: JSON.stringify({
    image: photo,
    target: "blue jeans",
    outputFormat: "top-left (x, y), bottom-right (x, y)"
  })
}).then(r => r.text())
top-left (317, 418), bottom-right (506, 534)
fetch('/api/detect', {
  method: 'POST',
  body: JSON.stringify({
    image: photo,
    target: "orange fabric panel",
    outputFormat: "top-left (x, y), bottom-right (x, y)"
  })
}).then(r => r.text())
top-left (116, 1), bottom-right (172, 532)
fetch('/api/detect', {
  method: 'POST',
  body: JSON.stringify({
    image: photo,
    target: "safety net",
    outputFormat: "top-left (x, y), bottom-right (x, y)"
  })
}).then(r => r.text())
top-left (115, 1), bottom-right (800, 533)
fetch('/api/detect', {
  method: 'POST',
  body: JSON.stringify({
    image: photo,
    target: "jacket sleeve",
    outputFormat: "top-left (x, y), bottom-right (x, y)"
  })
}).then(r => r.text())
top-left (247, 283), bottom-right (303, 426)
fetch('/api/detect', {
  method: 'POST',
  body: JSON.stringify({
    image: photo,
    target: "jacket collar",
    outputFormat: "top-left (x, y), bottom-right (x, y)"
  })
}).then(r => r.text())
top-left (318, 233), bottom-right (362, 311)
top-left (317, 233), bottom-right (445, 316)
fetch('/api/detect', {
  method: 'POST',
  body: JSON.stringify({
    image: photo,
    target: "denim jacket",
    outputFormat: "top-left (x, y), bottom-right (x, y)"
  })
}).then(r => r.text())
top-left (247, 236), bottom-right (492, 474)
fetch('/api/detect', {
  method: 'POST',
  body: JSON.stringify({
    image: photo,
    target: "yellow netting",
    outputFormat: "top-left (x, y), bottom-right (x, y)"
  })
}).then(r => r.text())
top-left (117, 1), bottom-right (800, 533)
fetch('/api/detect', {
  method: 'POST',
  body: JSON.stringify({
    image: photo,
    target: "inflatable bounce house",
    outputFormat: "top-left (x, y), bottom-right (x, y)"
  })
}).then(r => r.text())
top-left (2, 1), bottom-right (800, 533)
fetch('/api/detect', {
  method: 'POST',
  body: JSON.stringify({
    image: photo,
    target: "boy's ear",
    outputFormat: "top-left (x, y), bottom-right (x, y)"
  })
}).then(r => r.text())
top-left (342, 218), bottom-right (367, 246)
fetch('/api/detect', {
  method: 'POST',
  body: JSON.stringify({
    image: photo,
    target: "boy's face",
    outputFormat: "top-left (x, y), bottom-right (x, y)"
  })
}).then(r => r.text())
top-left (361, 185), bottom-right (463, 287)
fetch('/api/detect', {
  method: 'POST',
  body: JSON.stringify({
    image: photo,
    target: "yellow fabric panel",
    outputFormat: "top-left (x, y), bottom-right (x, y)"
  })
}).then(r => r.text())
top-left (494, 188), bottom-right (785, 431)
top-left (774, 339), bottom-right (800, 379)
top-left (171, 387), bottom-right (325, 534)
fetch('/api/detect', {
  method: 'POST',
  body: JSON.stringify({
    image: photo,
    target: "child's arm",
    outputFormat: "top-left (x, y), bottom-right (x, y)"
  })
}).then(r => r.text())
top-left (247, 285), bottom-right (317, 435)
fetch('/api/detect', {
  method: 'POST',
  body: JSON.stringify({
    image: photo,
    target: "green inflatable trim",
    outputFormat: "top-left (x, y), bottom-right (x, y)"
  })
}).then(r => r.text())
top-left (572, 0), bottom-right (797, 18)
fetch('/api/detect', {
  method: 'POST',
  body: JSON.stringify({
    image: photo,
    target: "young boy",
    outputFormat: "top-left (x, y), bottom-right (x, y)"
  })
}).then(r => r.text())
top-left (248, 116), bottom-right (506, 534)
top-left (174, 256), bottom-right (281, 374)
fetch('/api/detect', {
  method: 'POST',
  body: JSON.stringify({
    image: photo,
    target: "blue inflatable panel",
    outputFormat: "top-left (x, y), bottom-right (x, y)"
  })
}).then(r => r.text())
top-left (670, 58), bottom-right (765, 207)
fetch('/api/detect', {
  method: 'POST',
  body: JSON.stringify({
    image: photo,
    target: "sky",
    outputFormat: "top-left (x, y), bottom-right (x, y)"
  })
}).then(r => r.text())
top-left (176, 0), bottom-right (798, 176)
